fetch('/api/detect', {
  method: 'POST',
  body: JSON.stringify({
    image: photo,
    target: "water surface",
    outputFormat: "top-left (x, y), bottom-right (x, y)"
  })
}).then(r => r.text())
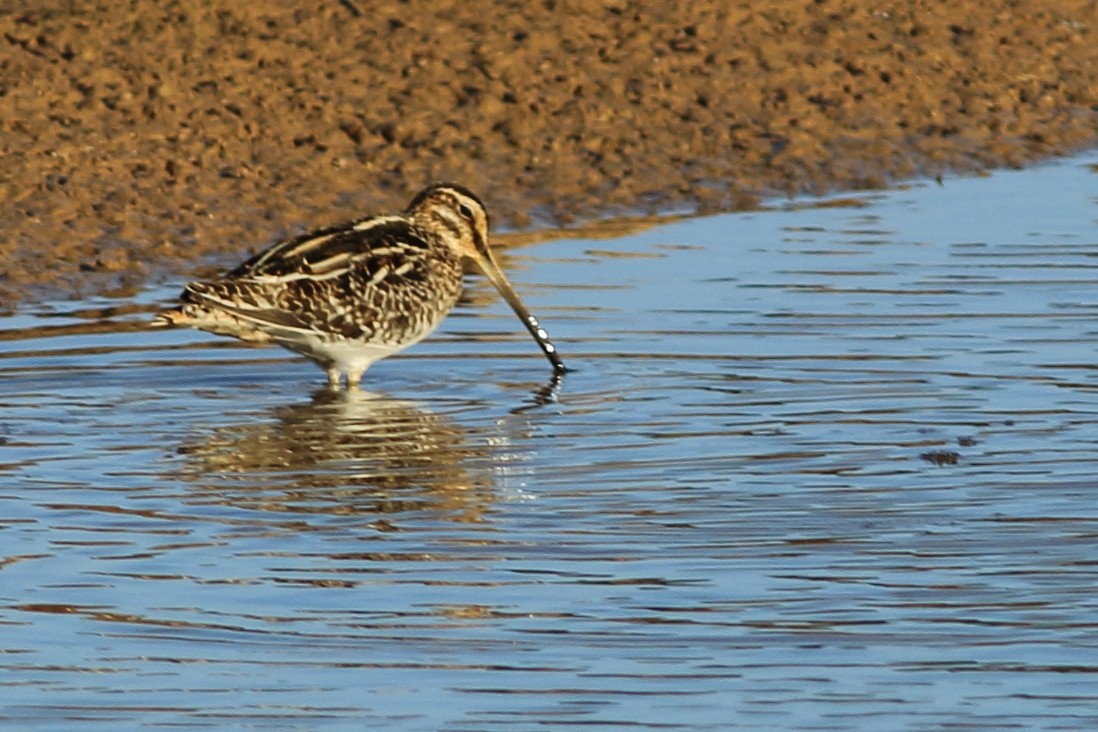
top-left (2, 154), bottom-right (1098, 730)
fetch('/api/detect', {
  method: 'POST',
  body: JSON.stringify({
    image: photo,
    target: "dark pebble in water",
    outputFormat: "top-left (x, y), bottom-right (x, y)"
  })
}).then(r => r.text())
top-left (921, 450), bottom-right (961, 466)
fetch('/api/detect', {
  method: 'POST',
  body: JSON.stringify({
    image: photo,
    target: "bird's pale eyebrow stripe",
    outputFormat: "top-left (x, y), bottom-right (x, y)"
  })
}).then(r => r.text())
top-left (435, 207), bottom-right (465, 239)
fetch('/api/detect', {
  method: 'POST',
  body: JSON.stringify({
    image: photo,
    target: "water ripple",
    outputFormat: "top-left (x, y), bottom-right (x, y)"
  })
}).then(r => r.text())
top-left (1, 154), bottom-right (1097, 730)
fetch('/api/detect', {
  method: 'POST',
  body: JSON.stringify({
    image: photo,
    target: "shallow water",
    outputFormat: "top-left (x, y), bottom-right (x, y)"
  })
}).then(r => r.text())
top-left (2, 154), bottom-right (1098, 730)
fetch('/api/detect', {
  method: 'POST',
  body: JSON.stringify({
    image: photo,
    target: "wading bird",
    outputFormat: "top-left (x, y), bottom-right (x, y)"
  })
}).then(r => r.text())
top-left (155, 183), bottom-right (566, 386)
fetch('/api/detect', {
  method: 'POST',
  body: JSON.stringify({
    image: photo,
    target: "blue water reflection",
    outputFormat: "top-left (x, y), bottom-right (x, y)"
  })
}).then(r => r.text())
top-left (1, 153), bottom-right (1096, 730)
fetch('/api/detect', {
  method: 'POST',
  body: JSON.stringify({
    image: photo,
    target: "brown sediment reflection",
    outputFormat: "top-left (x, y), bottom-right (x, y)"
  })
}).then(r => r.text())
top-left (175, 389), bottom-right (495, 524)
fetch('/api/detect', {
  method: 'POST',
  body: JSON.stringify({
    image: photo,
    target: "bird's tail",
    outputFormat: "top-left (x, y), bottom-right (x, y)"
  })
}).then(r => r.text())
top-left (150, 283), bottom-right (216, 329)
top-left (150, 308), bottom-right (189, 328)
top-left (151, 299), bottom-right (275, 344)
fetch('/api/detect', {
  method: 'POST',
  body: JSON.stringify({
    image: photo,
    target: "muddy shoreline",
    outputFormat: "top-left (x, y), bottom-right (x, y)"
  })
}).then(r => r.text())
top-left (1, 0), bottom-right (1096, 308)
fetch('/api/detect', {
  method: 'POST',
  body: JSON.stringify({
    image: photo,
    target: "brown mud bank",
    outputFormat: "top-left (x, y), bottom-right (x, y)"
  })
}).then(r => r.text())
top-left (1, 0), bottom-right (1095, 308)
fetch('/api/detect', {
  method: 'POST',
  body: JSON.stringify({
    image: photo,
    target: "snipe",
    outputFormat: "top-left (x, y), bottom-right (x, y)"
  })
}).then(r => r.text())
top-left (155, 183), bottom-right (566, 386)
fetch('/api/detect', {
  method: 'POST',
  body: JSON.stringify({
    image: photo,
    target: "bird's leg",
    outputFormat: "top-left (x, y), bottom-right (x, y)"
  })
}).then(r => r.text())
top-left (346, 366), bottom-right (366, 389)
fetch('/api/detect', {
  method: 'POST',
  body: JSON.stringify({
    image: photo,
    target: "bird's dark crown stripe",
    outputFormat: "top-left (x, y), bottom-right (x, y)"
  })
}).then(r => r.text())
top-left (406, 182), bottom-right (485, 212)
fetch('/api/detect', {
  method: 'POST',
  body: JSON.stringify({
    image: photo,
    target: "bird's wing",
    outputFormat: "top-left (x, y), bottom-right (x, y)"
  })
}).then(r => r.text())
top-left (229, 215), bottom-right (431, 284)
top-left (182, 215), bottom-right (440, 340)
top-left (182, 280), bottom-right (315, 333)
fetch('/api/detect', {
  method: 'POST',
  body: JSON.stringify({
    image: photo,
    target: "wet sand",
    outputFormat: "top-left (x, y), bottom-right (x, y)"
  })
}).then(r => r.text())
top-left (1, 0), bottom-right (1095, 307)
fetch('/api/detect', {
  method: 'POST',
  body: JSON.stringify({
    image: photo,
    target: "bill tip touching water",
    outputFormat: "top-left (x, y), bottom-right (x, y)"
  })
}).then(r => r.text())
top-left (154, 183), bottom-right (567, 386)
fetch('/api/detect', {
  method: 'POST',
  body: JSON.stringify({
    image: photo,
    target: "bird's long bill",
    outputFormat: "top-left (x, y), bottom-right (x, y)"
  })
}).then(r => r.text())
top-left (472, 248), bottom-right (567, 374)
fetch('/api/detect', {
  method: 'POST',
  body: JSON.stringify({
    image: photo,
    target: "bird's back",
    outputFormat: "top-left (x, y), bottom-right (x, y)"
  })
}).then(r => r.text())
top-left (166, 213), bottom-right (465, 358)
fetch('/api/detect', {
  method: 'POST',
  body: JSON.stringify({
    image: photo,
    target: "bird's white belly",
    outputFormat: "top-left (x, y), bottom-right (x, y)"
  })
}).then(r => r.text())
top-left (278, 329), bottom-right (431, 375)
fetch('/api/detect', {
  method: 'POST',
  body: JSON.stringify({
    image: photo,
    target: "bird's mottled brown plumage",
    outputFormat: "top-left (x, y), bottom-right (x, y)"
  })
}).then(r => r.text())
top-left (155, 183), bottom-right (566, 386)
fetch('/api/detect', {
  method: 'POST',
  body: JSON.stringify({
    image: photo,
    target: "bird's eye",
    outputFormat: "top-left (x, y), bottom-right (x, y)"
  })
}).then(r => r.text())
top-left (457, 204), bottom-right (474, 220)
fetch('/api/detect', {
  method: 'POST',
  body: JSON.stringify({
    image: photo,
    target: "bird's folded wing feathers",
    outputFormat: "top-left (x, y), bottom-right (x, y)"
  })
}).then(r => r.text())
top-left (178, 215), bottom-right (438, 339)
top-left (183, 282), bottom-right (316, 333)
top-left (229, 216), bottom-right (430, 283)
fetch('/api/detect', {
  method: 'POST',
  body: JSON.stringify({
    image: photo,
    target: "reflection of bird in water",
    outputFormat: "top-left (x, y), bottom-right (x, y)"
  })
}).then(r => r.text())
top-left (176, 389), bottom-right (495, 524)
